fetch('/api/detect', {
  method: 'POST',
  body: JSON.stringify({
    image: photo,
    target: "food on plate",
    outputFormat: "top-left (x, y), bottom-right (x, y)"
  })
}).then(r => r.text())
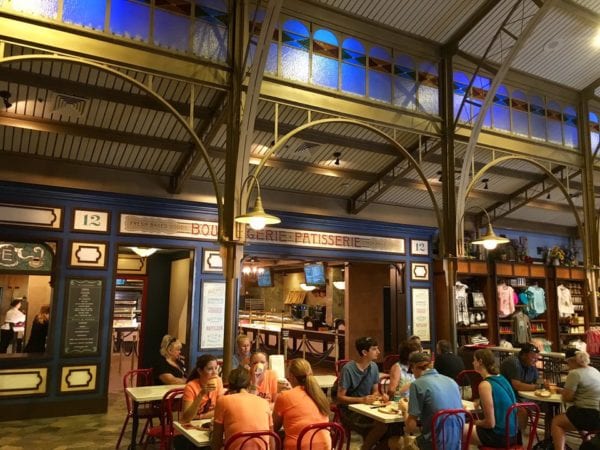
top-left (378, 405), bottom-right (401, 414)
top-left (371, 399), bottom-right (390, 407)
top-left (534, 389), bottom-right (552, 398)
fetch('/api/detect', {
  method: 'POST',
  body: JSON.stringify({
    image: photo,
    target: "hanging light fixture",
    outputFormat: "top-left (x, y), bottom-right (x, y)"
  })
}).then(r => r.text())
top-left (469, 206), bottom-right (510, 250)
top-left (242, 258), bottom-right (265, 278)
top-left (333, 281), bottom-right (345, 290)
top-left (300, 283), bottom-right (316, 291)
top-left (235, 174), bottom-right (281, 231)
top-left (129, 247), bottom-right (158, 258)
top-left (333, 152), bottom-right (341, 166)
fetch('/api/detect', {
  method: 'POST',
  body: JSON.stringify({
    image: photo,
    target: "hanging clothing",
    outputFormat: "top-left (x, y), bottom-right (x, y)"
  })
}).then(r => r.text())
top-left (511, 311), bottom-right (532, 345)
top-left (557, 284), bottom-right (575, 317)
top-left (587, 329), bottom-right (600, 356)
top-left (455, 281), bottom-right (470, 325)
top-left (525, 285), bottom-right (546, 318)
top-left (497, 283), bottom-right (515, 318)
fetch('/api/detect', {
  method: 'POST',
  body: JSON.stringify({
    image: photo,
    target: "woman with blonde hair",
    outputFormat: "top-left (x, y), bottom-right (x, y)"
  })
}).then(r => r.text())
top-left (24, 304), bottom-right (50, 353)
top-left (273, 358), bottom-right (331, 450)
top-left (154, 334), bottom-right (187, 385)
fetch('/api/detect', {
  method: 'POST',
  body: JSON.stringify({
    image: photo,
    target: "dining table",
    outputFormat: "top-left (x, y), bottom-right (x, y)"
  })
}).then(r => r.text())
top-left (126, 384), bottom-right (186, 449)
top-left (173, 419), bottom-right (212, 448)
top-left (518, 390), bottom-right (563, 436)
top-left (314, 374), bottom-right (337, 390)
top-left (349, 402), bottom-right (406, 424)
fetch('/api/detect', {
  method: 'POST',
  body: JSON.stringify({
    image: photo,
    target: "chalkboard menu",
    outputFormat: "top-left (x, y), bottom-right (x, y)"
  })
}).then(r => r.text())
top-left (63, 279), bottom-right (103, 355)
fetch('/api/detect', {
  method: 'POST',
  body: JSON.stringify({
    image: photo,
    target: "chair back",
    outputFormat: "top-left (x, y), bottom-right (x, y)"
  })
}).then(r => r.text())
top-left (224, 430), bottom-right (282, 450)
top-left (431, 408), bottom-right (473, 450)
top-left (123, 368), bottom-right (153, 413)
top-left (160, 387), bottom-right (185, 441)
top-left (335, 359), bottom-right (350, 377)
top-left (504, 402), bottom-right (540, 450)
top-left (455, 370), bottom-right (483, 400)
top-left (296, 422), bottom-right (345, 450)
top-left (383, 354), bottom-right (400, 372)
top-left (378, 375), bottom-right (391, 396)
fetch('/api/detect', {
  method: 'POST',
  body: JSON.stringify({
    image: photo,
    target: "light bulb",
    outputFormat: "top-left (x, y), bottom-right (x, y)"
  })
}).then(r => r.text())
top-left (248, 217), bottom-right (267, 230)
top-left (483, 240), bottom-right (498, 250)
top-left (242, 266), bottom-right (251, 275)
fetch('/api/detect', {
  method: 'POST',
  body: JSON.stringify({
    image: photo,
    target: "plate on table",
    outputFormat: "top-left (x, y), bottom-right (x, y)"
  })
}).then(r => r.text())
top-left (534, 389), bottom-right (552, 398)
top-left (378, 405), bottom-right (401, 415)
top-left (371, 399), bottom-right (390, 407)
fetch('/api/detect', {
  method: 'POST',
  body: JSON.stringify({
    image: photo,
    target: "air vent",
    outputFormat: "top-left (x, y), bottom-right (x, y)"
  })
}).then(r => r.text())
top-left (295, 141), bottom-right (320, 153)
top-left (50, 93), bottom-right (89, 118)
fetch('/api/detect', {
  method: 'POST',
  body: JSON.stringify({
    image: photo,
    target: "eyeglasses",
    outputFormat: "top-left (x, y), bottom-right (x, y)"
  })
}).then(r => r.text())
top-left (168, 337), bottom-right (178, 348)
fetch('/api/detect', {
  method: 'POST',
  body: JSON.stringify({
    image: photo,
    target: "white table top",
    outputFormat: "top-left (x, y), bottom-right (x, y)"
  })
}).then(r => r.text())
top-left (518, 390), bottom-right (562, 403)
top-left (349, 403), bottom-right (405, 423)
top-left (126, 384), bottom-right (186, 402)
top-left (314, 375), bottom-right (337, 389)
top-left (173, 420), bottom-right (211, 447)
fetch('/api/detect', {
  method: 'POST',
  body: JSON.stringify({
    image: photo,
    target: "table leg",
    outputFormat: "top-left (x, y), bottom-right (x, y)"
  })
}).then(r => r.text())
top-left (542, 403), bottom-right (560, 438)
top-left (129, 400), bottom-right (139, 450)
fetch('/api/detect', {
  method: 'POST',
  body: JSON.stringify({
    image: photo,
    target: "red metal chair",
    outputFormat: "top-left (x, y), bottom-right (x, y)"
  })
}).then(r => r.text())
top-left (455, 370), bottom-right (483, 400)
top-left (378, 374), bottom-right (391, 396)
top-left (116, 368), bottom-right (158, 449)
top-left (335, 359), bottom-right (350, 377)
top-left (479, 402), bottom-right (540, 450)
top-left (329, 403), bottom-right (351, 450)
top-left (224, 430), bottom-right (282, 450)
top-left (431, 408), bottom-right (474, 450)
top-left (142, 387), bottom-right (185, 450)
top-left (296, 422), bottom-right (346, 450)
top-left (383, 354), bottom-right (400, 372)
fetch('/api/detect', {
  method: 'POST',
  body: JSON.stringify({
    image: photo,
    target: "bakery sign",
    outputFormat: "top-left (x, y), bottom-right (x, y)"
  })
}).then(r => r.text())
top-left (120, 214), bottom-right (405, 253)
top-left (0, 242), bottom-right (53, 272)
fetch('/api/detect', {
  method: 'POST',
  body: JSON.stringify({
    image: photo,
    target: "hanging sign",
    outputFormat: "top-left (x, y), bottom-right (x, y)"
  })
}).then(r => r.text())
top-left (0, 242), bottom-right (53, 272)
top-left (411, 288), bottom-right (431, 341)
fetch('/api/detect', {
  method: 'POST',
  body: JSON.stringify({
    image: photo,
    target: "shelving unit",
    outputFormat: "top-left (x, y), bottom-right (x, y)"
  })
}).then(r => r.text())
top-left (113, 277), bottom-right (144, 328)
top-left (551, 267), bottom-right (587, 350)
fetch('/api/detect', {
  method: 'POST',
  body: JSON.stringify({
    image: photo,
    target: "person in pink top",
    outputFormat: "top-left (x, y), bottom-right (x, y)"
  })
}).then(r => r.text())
top-left (181, 354), bottom-right (224, 423)
top-left (212, 367), bottom-right (274, 450)
top-left (273, 358), bottom-right (331, 450)
top-left (250, 351), bottom-right (279, 404)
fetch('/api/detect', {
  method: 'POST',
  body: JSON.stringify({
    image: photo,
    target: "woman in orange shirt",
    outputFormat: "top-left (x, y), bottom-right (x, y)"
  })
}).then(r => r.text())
top-left (250, 351), bottom-right (279, 404)
top-left (273, 358), bottom-right (331, 450)
top-left (181, 354), bottom-right (224, 423)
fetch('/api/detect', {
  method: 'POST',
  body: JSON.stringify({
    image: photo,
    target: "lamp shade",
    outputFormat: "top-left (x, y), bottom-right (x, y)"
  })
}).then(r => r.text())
top-left (333, 281), bottom-right (345, 290)
top-left (129, 247), bottom-right (158, 258)
top-left (471, 223), bottom-right (510, 250)
top-left (300, 283), bottom-right (316, 292)
top-left (235, 196), bottom-right (281, 230)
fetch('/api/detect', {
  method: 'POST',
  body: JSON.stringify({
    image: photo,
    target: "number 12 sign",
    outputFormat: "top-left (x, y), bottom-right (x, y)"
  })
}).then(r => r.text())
top-left (73, 210), bottom-right (110, 233)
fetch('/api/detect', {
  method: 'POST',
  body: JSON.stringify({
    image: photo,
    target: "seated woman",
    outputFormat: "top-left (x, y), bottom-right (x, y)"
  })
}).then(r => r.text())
top-left (551, 348), bottom-right (600, 450)
top-left (181, 354), bottom-right (224, 423)
top-left (387, 340), bottom-right (420, 400)
top-left (24, 304), bottom-right (50, 353)
top-left (211, 367), bottom-right (273, 450)
top-left (273, 358), bottom-right (330, 450)
top-left (465, 349), bottom-right (518, 447)
top-left (154, 334), bottom-right (187, 385)
top-left (232, 334), bottom-right (252, 369)
top-left (250, 351), bottom-right (279, 404)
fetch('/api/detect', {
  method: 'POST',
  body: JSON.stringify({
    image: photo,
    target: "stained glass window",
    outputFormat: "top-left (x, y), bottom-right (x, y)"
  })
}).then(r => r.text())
top-left (492, 85), bottom-right (510, 131)
top-left (511, 90), bottom-right (529, 137)
top-left (417, 61), bottom-right (438, 115)
top-left (281, 19), bottom-right (309, 83)
top-left (8, 0), bottom-right (58, 19)
top-left (154, 2), bottom-right (191, 52)
top-left (530, 95), bottom-right (546, 141)
top-left (110, 0), bottom-right (150, 42)
top-left (590, 112), bottom-right (599, 157)
top-left (192, 0), bottom-right (228, 62)
top-left (247, 7), bottom-right (278, 74)
top-left (63, 0), bottom-right (105, 30)
top-left (562, 106), bottom-right (578, 148)
top-left (472, 75), bottom-right (491, 128)
top-left (341, 38), bottom-right (366, 96)
top-left (312, 29), bottom-right (339, 90)
top-left (547, 100), bottom-right (563, 145)
top-left (393, 54), bottom-right (416, 110)
top-left (368, 47), bottom-right (392, 103)
top-left (453, 71), bottom-right (469, 123)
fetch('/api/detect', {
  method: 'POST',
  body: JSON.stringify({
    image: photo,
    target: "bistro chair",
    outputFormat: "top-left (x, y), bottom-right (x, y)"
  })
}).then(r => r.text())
top-left (479, 402), bottom-right (540, 450)
top-left (335, 359), bottom-right (350, 377)
top-left (224, 430), bottom-right (282, 450)
top-left (116, 368), bottom-right (158, 449)
top-left (378, 374), bottom-right (391, 396)
top-left (143, 387), bottom-right (184, 450)
top-left (383, 354), bottom-right (400, 372)
top-left (455, 370), bottom-right (483, 401)
top-left (329, 403), bottom-right (351, 450)
top-left (296, 422), bottom-right (346, 450)
top-left (431, 408), bottom-right (474, 450)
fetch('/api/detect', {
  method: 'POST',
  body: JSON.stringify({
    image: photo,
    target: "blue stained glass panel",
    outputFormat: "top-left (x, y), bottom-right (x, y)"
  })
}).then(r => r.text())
top-left (547, 101), bottom-right (563, 145)
top-left (472, 75), bottom-right (491, 128)
top-left (282, 30), bottom-right (309, 50)
top-left (281, 46), bottom-right (309, 83)
top-left (192, 21), bottom-right (227, 61)
top-left (283, 18), bottom-right (309, 36)
top-left (492, 85), bottom-right (510, 131)
top-left (342, 63), bottom-right (366, 96)
top-left (417, 61), bottom-right (438, 115)
top-left (314, 29), bottom-right (337, 46)
top-left (63, 0), bottom-right (105, 30)
top-left (530, 95), bottom-right (546, 141)
top-left (369, 71), bottom-right (391, 103)
top-left (453, 72), bottom-right (469, 123)
top-left (266, 42), bottom-right (278, 74)
top-left (312, 54), bottom-right (338, 89)
top-left (110, 0), bottom-right (150, 42)
top-left (154, 9), bottom-right (190, 52)
top-left (563, 106), bottom-right (578, 148)
top-left (10, 0), bottom-right (58, 19)
top-left (592, 132), bottom-right (600, 156)
top-left (511, 90), bottom-right (529, 137)
top-left (393, 55), bottom-right (416, 110)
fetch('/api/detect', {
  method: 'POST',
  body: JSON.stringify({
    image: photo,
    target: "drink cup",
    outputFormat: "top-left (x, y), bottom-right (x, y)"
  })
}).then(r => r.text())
top-left (254, 362), bottom-right (265, 375)
top-left (548, 383), bottom-right (558, 394)
top-left (205, 377), bottom-right (218, 391)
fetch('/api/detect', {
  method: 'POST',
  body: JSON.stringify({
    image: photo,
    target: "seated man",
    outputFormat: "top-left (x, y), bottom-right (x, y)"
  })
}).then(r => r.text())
top-left (399, 352), bottom-right (463, 450)
top-left (336, 336), bottom-right (388, 450)
top-left (434, 339), bottom-right (465, 380)
top-left (500, 343), bottom-right (540, 396)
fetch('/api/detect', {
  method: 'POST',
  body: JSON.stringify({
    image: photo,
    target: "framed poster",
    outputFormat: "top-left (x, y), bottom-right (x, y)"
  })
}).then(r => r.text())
top-left (72, 209), bottom-right (110, 233)
top-left (411, 288), bottom-right (430, 341)
top-left (63, 278), bottom-right (104, 356)
top-left (200, 281), bottom-right (226, 350)
top-left (202, 249), bottom-right (223, 273)
top-left (411, 262), bottom-right (429, 281)
top-left (69, 241), bottom-right (107, 269)
top-left (410, 239), bottom-right (429, 256)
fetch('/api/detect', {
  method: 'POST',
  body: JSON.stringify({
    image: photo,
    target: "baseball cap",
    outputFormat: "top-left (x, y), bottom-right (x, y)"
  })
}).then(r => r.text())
top-left (408, 352), bottom-right (431, 365)
top-left (564, 347), bottom-right (579, 359)
top-left (519, 343), bottom-right (540, 355)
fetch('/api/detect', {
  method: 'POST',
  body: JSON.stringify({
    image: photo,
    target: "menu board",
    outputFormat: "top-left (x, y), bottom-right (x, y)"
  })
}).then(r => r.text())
top-left (200, 281), bottom-right (226, 349)
top-left (63, 279), bottom-right (103, 355)
top-left (411, 288), bottom-right (431, 341)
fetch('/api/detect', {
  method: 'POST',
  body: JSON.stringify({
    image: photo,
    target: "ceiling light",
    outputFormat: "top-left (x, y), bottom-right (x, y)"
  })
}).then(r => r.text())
top-left (481, 178), bottom-right (489, 190)
top-left (593, 30), bottom-right (600, 48)
top-left (129, 247), bottom-right (158, 258)
top-left (333, 152), bottom-right (341, 166)
top-left (0, 90), bottom-right (12, 109)
top-left (300, 283), bottom-right (316, 291)
top-left (333, 281), bottom-right (345, 290)
top-left (469, 207), bottom-right (510, 250)
top-left (235, 175), bottom-right (281, 231)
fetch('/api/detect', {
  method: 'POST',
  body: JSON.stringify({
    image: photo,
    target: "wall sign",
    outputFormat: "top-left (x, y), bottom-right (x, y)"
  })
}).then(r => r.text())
top-left (0, 242), bottom-right (53, 272)
top-left (203, 249), bottom-right (223, 273)
top-left (410, 239), bottom-right (429, 256)
top-left (411, 262), bottom-right (429, 281)
top-left (72, 209), bottom-right (110, 233)
top-left (120, 214), bottom-right (218, 240)
top-left (63, 279), bottom-right (103, 356)
top-left (200, 281), bottom-right (226, 349)
top-left (411, 288), bottom-right (430, 341)
top-left (69, 242), bottom-right (107, 268)
top-left (0, 203), bottom-right (62, 229)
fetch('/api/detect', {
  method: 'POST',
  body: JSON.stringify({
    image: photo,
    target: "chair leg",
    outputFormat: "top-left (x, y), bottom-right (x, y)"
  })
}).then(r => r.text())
top-left (138, 418), bottom-right (152, 445)
top-left (115, 415), bottom-right (130, 450)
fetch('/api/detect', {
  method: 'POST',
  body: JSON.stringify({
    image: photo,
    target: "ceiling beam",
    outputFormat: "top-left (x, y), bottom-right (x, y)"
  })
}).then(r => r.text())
top-left (582, 75), bottom-right (600, 98)
top-left (443, 0), bottom-right (499, 52)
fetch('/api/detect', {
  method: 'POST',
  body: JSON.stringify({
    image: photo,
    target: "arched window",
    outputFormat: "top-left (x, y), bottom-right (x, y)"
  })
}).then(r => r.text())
top-left (492, 85), bottom-right (510, 131)
top-left (393, 54), bottom-right (416, 110)
top-left (547, 100), bottom-right (563, 145)
top-left (248, 8), bottom-right (278, 74)
top-left (511, 90), bottom-right (529, 137)
top-left (417, 61), bottom-right (439, 115)
top-left (110, 0), bottom-right (150, 42)
top-left (453, 71), bottom-right (470, 123)
top-left (341, 38), bottom-right (366, 96)
top-left (281, 19), bottom-right (309, 83)
top-left (472, 75), bottom-right (491, 128)
top-left (590, 112), bottom-right (600, 157)
top-left (312, 29), bottom-right (339, 90)
top-left (192, 0), bottom-right (228, 62)
top-left (530, 95), bottom-right (546, 141)
top-left (368, 47), bottom-right (392, 103)
top-left (63, 0), bottom-right (105, 30)
top-left (562, 106), bottom-right (578, 148)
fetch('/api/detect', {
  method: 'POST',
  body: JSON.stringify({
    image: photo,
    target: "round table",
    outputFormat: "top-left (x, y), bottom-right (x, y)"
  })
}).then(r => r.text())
top-left (518, 390), bottom-right (562, 437)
